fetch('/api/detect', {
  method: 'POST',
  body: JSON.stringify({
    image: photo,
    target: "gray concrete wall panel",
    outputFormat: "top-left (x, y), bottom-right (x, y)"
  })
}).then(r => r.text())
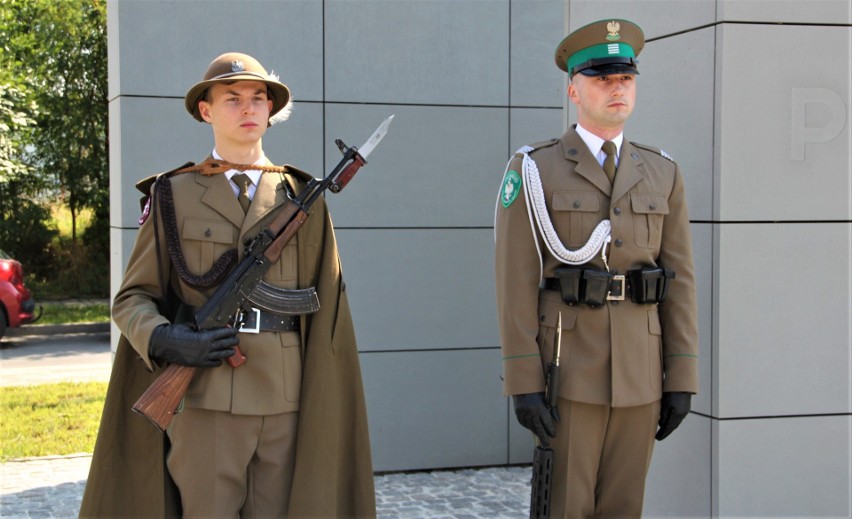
top-left (691, 224), bottom-right (714, 417)
top-left (716, 223), bottom-right (851, 417)
top-left (714, 416), bottom-right (851, 517)
top-left (645, 414), bottom-right (712, 518)
top-left (325, 104), bottom-right (508, 228)
top-left (107, 0), bottom-right (324, 101)
top-left (632, 26), bottom-right (716, 222)
top-left (360, 349), bottom-right (505, 472)
top-left (336, 228), bottom-right (499, 352)
top-left (508, 107), bottom-right (565, 156)
top-left (510, 0), bottom-right (566, 108)
top-left (716, 24), bottom-right (851, 221)
top-left (717, 0), bottom-right (852, 24)
top-left (261, 102), bottom-right (325, 177)
top-left (108, 97), bottom-right (208, 229)
top-left (568, 0), bottom-right (716, 40)
top-left (324, 0), bottom-right (509, 106)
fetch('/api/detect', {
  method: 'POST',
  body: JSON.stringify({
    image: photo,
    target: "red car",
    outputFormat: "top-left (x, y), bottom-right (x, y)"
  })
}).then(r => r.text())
top-left (0, 249), bottom-right (41, 339)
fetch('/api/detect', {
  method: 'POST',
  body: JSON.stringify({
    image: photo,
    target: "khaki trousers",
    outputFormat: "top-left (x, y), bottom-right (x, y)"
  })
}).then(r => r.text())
top-left (166, 408), bottom-right (299, 518)
top-left (548, 399), bottom-right (660, 518)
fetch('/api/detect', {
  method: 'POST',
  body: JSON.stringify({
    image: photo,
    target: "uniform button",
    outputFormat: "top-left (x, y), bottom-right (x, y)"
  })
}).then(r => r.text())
top-left (613, 207), bottom-right (622, 216)
top-left (611, 300), bottom-right (619, 306)
top-left (573, 201), bottom-right (581, 209)
top-left (649, 204), bottom-right (656, 210)
top-left (205, 228), bottom-right (212, 237)
top-left (614, 238), bottom-right (623, 247)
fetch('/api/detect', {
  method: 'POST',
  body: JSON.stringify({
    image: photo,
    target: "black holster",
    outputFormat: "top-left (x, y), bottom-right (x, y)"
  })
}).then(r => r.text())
top-left (626, 267), bottom-right (675, 304)
top-left (553, 267), bottom-right (611, 307)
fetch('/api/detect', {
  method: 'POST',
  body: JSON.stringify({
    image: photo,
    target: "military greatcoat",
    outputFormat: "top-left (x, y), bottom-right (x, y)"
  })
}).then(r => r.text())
top-left (495, 126), bottom-right (698, 407)
top-left (80, 160), bottom-right (375, 517)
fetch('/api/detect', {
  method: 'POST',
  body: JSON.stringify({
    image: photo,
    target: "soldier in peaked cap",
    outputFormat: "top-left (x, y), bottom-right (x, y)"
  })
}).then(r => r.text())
top-left (81, 52), bottom-right (375, 518)
top-left (495, 19), bottom-right (698, 517)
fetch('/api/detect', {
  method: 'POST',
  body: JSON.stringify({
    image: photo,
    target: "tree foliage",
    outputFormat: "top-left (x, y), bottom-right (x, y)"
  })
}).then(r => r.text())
top-left (1, 0), bottom-right (108, 296)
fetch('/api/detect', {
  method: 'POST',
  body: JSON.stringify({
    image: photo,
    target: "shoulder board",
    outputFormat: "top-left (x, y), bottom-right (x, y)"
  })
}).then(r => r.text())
top-left (134, 161), bottom-right (194, 195)
top-left (529, 138), bottom-right (559, 151)
top-left (513, 138), bottom-right (559, 158)
top-left (516, 138), bottom-right (559, 156)
top-left (630, 142), bottom-right (675, 162)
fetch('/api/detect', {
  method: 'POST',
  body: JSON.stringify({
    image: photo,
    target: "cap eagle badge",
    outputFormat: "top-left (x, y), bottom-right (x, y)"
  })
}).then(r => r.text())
top-left (606, 21), bottom-right (621, 41)
top-left (231, 60), bottom-right (245, 72)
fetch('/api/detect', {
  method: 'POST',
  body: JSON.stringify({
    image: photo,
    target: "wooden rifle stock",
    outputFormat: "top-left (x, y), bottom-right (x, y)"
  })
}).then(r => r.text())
top-left (132, 364), bottom-right (196, 431)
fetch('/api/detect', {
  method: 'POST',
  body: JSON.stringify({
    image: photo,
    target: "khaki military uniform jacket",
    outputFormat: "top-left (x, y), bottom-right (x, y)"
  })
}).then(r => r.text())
top-left (495, 126), bottom-right (698, 407)
top-left (81, 160), bottom-right (375, 517)
top-left (112, 162), bottom-right (305, 415)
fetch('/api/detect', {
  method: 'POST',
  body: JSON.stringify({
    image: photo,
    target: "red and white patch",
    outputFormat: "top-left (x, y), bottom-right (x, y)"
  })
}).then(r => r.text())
top-left (139, 197), bottom-right (151, 225)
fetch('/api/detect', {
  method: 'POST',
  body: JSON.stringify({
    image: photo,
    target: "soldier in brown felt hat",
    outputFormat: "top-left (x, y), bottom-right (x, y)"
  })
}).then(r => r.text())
top-left (495, 19), bottom-right (698, 517)
top-left (184, 52), bottom-right (291, 125)
top-left (81, 52), bottom-right (375, 518)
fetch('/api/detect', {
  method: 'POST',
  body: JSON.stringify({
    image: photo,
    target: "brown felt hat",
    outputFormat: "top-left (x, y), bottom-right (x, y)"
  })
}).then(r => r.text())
top-left (555, 19), bottom-right (644, 77)
top-left (185, 52), bottom-right (291, 122)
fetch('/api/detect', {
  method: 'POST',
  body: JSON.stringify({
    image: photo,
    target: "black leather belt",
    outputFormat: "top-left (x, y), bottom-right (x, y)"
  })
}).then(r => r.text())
top-left (545, 266), bottom-right (674, 307)
top-left (238, 308), bottom-right (300, 334)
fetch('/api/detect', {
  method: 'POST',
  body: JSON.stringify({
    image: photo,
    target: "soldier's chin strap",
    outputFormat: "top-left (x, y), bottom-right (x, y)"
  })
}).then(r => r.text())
top-left (518, 145), bottom-right (612, 266)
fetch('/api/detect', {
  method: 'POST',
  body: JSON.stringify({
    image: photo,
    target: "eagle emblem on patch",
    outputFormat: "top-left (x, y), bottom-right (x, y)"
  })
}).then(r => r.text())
top-left (501, 170), bottom-right (522, 208)
top-left (231, 60), bottom-right (245, 72)
top-left (606, 21), bottom-right (621, 41)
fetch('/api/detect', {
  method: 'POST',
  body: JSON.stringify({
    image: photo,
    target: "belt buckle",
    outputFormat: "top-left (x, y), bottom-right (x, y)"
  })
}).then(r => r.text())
top-left (238, 307), bottom-right (261, 334)
top-left (607, 275), bottom-right (625, 301)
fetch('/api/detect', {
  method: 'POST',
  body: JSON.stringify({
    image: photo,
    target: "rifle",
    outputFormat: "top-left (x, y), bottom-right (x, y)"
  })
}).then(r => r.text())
top-left (530, 311), bottom-right (561, 518)
top-left (132, 115), bottom-right (394, 431)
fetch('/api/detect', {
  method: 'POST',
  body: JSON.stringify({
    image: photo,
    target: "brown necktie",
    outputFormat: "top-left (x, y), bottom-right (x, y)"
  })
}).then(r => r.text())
top-left (602, 141), bottom-right (617, 184)
top-left (232, 173), bottom-right (252, 213)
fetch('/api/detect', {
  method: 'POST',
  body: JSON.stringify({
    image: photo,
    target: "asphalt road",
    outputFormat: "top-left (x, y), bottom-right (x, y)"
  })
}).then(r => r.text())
top-left (0, 326), bottom-right (112, 386)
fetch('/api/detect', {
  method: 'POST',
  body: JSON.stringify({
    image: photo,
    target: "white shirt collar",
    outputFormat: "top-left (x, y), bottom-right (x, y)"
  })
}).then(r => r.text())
top-left (575, 124), bottom-right (624, 166)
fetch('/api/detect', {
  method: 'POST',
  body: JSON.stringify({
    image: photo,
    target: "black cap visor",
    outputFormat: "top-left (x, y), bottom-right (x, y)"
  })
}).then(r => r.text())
top-left (573, 57), bottom-right (639, 77)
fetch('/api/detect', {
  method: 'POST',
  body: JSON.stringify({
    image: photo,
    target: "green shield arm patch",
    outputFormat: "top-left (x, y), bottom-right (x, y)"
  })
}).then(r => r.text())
top-left (500, 170), bottom-right (522, 208)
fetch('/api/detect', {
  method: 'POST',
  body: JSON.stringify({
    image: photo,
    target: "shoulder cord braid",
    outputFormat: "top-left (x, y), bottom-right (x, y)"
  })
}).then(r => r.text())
top-left (175, 159), bottom-right (288, 176)
top-left (156, 176), bottom-right (238, 288)
top-left (494, 152), bottom-right (546, 282)
top-left (518, 146), bottom-right (612, 267)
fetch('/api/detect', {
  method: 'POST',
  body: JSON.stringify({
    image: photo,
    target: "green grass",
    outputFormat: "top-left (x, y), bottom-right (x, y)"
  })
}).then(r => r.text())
top-left (36, 301), bottom-right (110, 325)
top-left (0, 382), bottom-right (106, 461)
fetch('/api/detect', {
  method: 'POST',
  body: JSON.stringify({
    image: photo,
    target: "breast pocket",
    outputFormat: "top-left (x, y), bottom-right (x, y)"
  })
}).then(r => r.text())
top-left (631, 194), bottom-right (669, 250)
top-left (181, 219), bottom-right (235, 274)
top-left (552, 191), bottom-right (601, 248)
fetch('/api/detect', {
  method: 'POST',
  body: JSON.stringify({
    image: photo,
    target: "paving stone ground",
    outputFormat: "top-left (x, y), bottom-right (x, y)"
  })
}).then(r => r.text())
top-left (1, 454), bottom-right (531, 518)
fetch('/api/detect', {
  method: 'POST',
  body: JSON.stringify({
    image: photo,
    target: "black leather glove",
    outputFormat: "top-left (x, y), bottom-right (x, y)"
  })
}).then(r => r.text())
top-left (148, 323), bottom-right (239, 368)
top-left (656, 391), bottom-right (691, 441)
top-left (513, 392), bottom-right (556, 446)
